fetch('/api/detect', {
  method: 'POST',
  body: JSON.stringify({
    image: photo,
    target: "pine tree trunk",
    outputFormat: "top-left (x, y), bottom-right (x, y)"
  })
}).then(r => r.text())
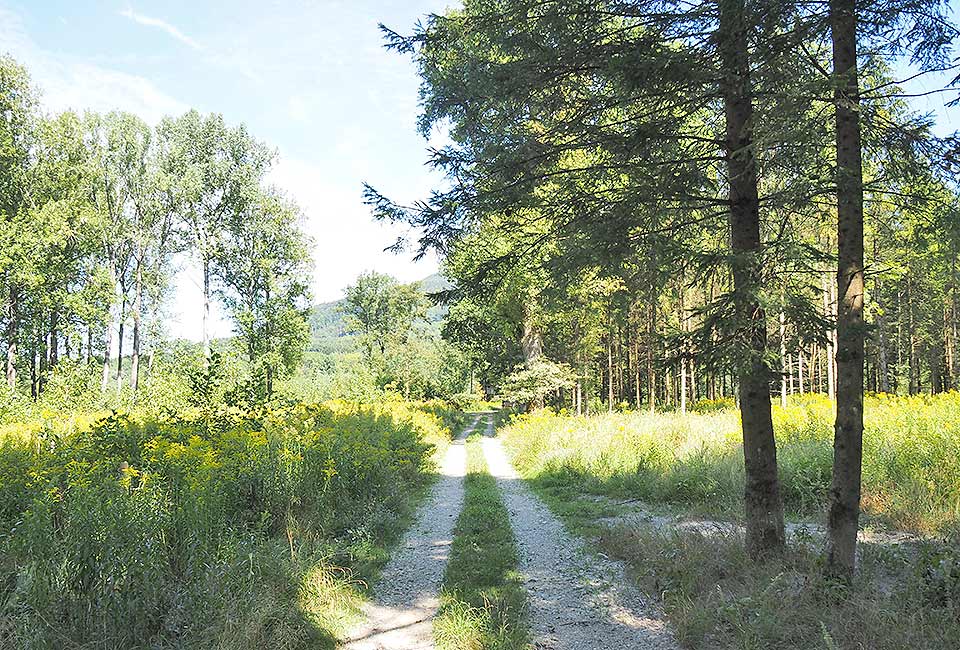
top-left (679, 290), bottom-right (687, 414)
top-left (877, 313), bottom-right (890, 393)
top-left (908, 278), bottom-right (918, 394)
top-left (607, 334), bottom-right (614, 412)
top-left (6, 285), bottom-right (17, 389)
top-left (826, 0), bottom-right (865, 580)
top-left (647, 296), bottom-right (656, 413)
top-left (824, 275), bottom-right (836, 399)
top-left (718, 0), bottom-right (785, 558)
top-left (798, 350), bottom-right (805, 394)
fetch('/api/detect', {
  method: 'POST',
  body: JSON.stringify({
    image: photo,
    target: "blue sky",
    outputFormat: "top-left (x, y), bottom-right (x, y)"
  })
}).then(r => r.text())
top-left (0, 0), bottom-right (452, 340)
top-left (0, 1), bottom-right (957, 343)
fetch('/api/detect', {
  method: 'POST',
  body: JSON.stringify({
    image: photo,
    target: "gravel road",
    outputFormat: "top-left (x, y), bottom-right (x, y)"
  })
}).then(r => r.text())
top-left (480, 417), bottom-right (677, 650)
top-left (340, 415), bottom-right (477, 650)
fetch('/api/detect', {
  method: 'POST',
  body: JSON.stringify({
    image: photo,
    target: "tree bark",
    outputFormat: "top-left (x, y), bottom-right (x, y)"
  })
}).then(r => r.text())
top-left (6, 285), bottom-right (17, 390)
top-left (203, 256), bottom-right (212, 362)
top-left (49, 310), bottom-right (59, 368)
top-left (130, 262), bottom-right (143, 394)
top-left (679, 289), bottom-right (687, 414)
top-left (607, 333), bottom-right (615, 412)
top-left (780, 309), bottom-right (788, 408)
top-left (38, 326), bottom-right (47, 394)
top-left (718, 0), bottom-right (785, 558)
top-left (116, 294), bottom-right (127, 395)
top-left (30, 340), bottom-right (37, 400)
top-left (824, 275), bottom-right (836, 399)
top-left (826, 0), bottom-right (865, 580)
top-left (647, 293), bottom-right (656, 413)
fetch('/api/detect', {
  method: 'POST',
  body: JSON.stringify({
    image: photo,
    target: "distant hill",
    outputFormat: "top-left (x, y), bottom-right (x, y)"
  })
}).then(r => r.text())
top-left (308, 273), bottom-right (452, 349)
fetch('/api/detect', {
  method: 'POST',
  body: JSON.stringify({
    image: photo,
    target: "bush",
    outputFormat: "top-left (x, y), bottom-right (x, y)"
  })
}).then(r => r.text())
top-left (0, 399), bottom-right (453, 648)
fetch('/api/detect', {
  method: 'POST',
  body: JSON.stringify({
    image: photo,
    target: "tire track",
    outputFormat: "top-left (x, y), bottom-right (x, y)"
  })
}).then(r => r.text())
top-left (340, 415), bottom-right (479, 650)
top-left (479, 417), bottom-right (677, 650)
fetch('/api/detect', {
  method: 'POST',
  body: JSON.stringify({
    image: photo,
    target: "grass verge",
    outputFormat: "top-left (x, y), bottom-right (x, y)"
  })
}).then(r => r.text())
top-left (497, 406), bottom-right (960, 650)
top-left (433, 430), bottom-right (530, 650)
top-left (599, 525), bottom-right (960, 650)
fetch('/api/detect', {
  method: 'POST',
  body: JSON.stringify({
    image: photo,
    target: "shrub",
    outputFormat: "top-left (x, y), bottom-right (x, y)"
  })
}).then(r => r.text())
top-left (0, 399), bottom-right (453, 648)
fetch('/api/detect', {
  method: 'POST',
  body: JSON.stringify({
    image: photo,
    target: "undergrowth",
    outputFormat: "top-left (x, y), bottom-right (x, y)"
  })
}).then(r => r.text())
top-left (599, 526), bottom-right (960, 650)
top-left (500, 392), bottom-right (960, 534)
top-left (0, 399), bottom-right (457, 649)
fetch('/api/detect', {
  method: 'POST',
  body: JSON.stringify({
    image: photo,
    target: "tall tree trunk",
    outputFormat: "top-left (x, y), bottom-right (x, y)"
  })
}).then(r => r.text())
top-left (607, 333), bottom-right (615, 412)
top-left (116, 295), bottom-right (127, 395)
top-left (86, 324), bottom-right (92, 365)
top-left (202, 256), bottom-right (212, 362)
top-left (130, 262), bottom-right (143, 395)
top-left (647, 295), bottom-right (656, 413)
top-left (30, 340), bottom-right (37, 400)
top-left (6, 285), bottom-right (17, 389)
top-left (908, 278), bottom-right (917, 393)
top-left (101, 322), bottom-right (113, 392)
top-left (826, 0), bottom-right (866, 580)
top-left (798, 350), bottom-right (805, 394)
top-left (877, 313), bottom-right (890, 393)
top-left (824, 275), bottom-right (836, 399)
top-left (780, 309), bottom-right (788, 408)
top-left (718, 0), bottom-right (785, 558)
top-left (679, 290), bottom-right (687, 414)
top-left (38, 326), bottom-right (47, 394)
top-left (49, 310), bottom-right (59, 368)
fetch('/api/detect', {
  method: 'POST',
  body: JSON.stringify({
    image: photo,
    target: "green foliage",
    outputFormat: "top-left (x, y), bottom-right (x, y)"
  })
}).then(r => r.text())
top-left (501, 393), bottom-right (960, 533)
top-left (0, 399), bottom-right (454, 648)
top-left (498, 359), bottom-right (576, 407)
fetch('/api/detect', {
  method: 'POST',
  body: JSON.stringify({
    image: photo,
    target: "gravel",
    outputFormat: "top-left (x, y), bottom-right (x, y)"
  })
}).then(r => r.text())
top-left (340, 416), bottom-right (477, 650)
top-left (479, 417), bottom-right (678, 650)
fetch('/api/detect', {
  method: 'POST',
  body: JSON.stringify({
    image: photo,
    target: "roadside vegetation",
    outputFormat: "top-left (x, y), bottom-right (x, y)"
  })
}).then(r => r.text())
top-left (498, 396), bottom-right (960, 649)
top-left (501, 393), bottom-right (960, 535)
top-left (434, 429), bottom-right (529, 650)
top-left (0, 397), bottom-right (458, 649)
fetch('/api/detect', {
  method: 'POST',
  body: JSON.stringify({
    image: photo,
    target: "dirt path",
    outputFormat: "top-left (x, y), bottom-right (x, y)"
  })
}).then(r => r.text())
top-left (340, 415), bottom-right (478, 650)
top-left (480, 417), bottom-right (677, 650)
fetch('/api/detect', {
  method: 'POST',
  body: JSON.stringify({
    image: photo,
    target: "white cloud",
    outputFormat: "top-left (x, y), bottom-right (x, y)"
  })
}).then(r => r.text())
top-left (119, 7), bottom-right (202, 51)
top-left (269, 156), bottom-right (439, 304)
top-left (0, 6), bottom-right (188, 124)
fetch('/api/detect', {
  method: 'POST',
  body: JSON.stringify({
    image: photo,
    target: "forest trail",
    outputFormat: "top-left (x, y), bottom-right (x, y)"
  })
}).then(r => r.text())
top-left (480, 418), bottom-right (678, 650)
top-left (340, 415), bottom-right (477, 650)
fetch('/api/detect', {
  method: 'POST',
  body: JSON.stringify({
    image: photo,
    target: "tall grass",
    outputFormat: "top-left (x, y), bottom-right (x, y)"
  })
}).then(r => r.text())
top-left (0, 399), bottom-right (456, 649)
top-left (500, 392), bottom-right (960, 533)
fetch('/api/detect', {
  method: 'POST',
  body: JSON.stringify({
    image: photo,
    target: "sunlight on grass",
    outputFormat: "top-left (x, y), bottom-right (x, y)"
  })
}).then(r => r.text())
top-left (501, 392), bottom-right (960, 533)
top-left (434, 433), bottom-right (529, 650)
top-left (0, 400), bottom-right (459, 648)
